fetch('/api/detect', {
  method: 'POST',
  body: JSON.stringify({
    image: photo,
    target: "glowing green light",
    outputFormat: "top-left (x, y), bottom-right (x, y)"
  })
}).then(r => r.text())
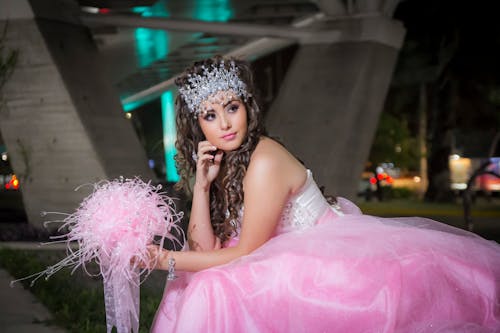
top-left (134, 2), bottom-right (170, 68)
top-left (194, 0), bottom-right (233, 22)
top-left (135, 28), bottom-right (169, 68)
top-left (161, 91), bottom-right (179, 182)
top-left (132, 7), bottom-right (150, 14)
top-left (122, 99), bottom-right (147, 112)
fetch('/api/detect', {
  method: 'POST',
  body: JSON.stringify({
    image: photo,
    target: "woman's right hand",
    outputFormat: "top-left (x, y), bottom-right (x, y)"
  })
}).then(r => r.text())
top-left (194, 141), bottom-right (224, 191)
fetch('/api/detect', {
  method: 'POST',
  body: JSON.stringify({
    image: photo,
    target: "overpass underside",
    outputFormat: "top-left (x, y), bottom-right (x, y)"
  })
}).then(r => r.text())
top-left (0, 0), bottom-right (404, 227)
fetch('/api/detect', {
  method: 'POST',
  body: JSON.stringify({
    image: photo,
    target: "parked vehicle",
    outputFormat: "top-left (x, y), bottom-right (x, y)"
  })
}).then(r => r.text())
top-left (1, 174), bottom-right (19, 190)
top-left (450, 156), bottom-right (500, 196)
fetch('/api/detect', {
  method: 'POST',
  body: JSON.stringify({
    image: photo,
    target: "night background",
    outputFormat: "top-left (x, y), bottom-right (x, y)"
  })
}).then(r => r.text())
top-left (0, 0), bottom-right (499, 331)
top-left (102, 0), bottom-right (500, 203)
top-left (1, 0), bottom-right (500, 232)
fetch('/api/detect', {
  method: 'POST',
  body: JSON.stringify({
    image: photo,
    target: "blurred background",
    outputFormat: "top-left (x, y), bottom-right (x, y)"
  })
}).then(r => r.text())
top-left (0, 1), bottom-right (499, 331)
top-left (0, 0), bottom-right (500, 240)
top-left (1, 0), bottom-right (499, 239)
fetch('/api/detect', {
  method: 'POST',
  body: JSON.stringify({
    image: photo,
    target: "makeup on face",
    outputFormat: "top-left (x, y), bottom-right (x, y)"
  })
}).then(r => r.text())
top-left (198, 95), bottom-right (248, 152)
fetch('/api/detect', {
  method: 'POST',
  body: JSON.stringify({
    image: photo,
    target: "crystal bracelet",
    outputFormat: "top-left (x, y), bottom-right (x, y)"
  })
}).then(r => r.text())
top-left (167, 256), bottom-right (177, 281)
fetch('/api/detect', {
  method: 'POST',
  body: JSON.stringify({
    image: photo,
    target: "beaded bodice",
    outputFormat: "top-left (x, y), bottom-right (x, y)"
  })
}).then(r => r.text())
top-left (274, 170), bottom-right (342, 234)
top-left (224, 170), bottom-right (343, 247)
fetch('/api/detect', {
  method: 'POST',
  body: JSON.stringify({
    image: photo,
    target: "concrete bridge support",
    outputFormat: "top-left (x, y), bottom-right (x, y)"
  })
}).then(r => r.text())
top-left (0, 0), bottom-right (154, 228)
top-left (267, 12), bottom-right (405, 198)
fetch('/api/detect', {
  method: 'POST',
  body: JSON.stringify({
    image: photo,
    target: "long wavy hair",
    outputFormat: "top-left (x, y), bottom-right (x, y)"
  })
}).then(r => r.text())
top-left (174, 56), bottom-right (266, 242)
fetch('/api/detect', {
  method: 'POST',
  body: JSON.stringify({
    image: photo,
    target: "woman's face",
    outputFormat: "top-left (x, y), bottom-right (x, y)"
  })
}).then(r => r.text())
top-left (197, 91), bottom-right (248, 152)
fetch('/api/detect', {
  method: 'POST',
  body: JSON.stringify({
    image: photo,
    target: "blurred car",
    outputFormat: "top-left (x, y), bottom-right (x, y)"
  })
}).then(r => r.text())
top-left (450, 156), bottom-right (500, 194)
top-left (3, 174), bottom-right (20, 190)
top-left (476, 157), bottom-right (500, 193)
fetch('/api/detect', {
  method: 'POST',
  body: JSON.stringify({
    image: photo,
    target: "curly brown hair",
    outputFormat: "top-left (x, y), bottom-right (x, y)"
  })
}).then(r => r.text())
top-left (174, 55), bottom-right (266, 242)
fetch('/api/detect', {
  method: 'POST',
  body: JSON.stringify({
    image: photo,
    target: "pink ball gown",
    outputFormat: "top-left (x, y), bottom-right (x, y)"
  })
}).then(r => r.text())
top-left (151, 170), bottom-right (500, 332)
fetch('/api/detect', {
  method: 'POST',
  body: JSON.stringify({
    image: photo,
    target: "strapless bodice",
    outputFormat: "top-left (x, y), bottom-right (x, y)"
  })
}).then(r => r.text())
top-left (223, 170), bottom-right (344, 247)
top-left (274, 170), bottom-right (343, 234)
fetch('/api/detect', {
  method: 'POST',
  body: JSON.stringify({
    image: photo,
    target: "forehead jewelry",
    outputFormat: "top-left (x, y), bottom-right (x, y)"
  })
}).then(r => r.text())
top-left (178, 60), bottom-right (251, 117)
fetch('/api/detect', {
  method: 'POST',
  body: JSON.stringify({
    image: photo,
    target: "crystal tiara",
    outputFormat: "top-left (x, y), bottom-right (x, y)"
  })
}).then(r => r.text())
top-left (177, 60), bottom-right (250, 116)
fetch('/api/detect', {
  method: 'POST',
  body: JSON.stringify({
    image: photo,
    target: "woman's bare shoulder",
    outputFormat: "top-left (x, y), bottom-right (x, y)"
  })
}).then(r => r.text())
top-left (250, 137), bottom-right (291, 166)
top-left (245, 137), bottom-right (307, 193)
top-left (252, 137), bottom-right (294, 157)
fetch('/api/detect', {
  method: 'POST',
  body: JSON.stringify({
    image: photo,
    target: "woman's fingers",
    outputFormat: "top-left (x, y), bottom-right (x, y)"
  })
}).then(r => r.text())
top-left (195, 141), bottom-right (223, 186)
top-left (131, 245), bottom-right (166, 270)
top-left (131, 255), bottom-right (149, 269)
top-left (197, 141), bottom-right (218, 164)
top-left (213, 150), bottom-right (224, 164)
top-left (197, 142), bottom-right (217, 156)
top-left (199, 153), bottom-right (215, 163)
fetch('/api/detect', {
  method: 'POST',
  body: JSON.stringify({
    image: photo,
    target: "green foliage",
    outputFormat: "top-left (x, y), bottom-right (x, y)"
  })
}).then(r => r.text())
top-left (368, 112), bottom-right (419, 171)
top-left (0, 248), bottom-right (162, 333)
top-left (390, 187), bottom-right (417, 200)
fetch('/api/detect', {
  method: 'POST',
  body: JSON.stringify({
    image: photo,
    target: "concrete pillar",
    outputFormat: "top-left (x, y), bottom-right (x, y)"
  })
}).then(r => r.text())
top-left (0, 0), bottom-right (154, 228)
top-left (266, 16), bottom-right (405, 199)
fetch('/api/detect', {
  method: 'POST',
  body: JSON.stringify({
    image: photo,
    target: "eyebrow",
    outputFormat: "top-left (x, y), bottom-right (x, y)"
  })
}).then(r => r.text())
top-left (223, 99), bottom-right (239, 107)
top-left (202, 99), bottom-right (239, 114)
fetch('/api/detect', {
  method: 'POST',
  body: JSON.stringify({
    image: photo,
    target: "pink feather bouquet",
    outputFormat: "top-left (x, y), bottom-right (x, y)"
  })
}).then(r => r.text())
top-left (13, 177), bottom-right (184, 333)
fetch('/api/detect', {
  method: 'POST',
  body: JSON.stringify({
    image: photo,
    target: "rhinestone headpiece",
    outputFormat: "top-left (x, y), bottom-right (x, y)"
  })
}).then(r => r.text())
top-left (178, 60), bottom-right (250, 116)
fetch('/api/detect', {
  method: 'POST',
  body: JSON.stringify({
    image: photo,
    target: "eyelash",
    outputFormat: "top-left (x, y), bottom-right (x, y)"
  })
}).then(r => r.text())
top-left (228, 103), bottom-right (239, 112)
top-left (203, 113), bottom-right (216, 121)
top-left (202, 103), bottom-right (239, 121)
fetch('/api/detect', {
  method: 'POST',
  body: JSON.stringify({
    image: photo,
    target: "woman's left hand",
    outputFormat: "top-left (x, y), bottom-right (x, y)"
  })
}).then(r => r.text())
top-left (133, 245), bottom-right (167, 270)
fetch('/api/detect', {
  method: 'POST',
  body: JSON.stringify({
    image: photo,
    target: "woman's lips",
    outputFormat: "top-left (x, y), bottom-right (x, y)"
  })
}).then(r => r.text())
top-left (222, 132), bottom-right (237, 140)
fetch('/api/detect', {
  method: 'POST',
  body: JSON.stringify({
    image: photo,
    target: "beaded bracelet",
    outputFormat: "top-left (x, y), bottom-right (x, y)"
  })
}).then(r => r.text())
top-left (167, 256), bottom-right (177, 281)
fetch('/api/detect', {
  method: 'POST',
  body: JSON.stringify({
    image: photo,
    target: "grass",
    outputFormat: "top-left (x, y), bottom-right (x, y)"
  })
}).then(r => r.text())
top-left (356, 196), bottom-right (500, 242)
top-left (357, 197), bottom-right (500, 218)
top-left (0, 248), bottom-right (163, 333)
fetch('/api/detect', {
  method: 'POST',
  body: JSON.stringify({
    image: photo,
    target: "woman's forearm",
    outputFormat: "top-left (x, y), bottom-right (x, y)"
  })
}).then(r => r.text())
top-left (161, 245), bottom-right (250, 272)
top-left (187, 184), bottom-right (218, 251)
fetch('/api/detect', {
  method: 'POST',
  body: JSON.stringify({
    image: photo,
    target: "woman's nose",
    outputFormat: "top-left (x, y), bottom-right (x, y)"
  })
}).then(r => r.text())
top-left (220, 114), bottom-right (231, 130)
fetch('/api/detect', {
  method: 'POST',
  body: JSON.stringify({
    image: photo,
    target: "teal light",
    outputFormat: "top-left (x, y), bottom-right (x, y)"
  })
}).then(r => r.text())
top-left (133, 3), bottom-right (170, 68)
top-left (194, 0), bottom-right (233, 22)
top-left (161, 91), bottom-right (180, 182)
top-left (128, 2), bottom-right (179, 182)
top-left (122, 99), bottom-right (147, 112)
top-left (135, 28), bottom-right (169, 68)
top-left (122, 3), bottom-right (171, 109)
top-left (132, 7), bottom-right (150, 14)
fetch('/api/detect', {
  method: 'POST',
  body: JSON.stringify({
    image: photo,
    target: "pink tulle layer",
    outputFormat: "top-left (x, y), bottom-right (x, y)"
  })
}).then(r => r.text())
top-left (152, 208), bottom-right (500, 333)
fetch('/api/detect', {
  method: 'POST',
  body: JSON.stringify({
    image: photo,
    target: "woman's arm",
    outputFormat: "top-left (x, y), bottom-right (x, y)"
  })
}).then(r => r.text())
top-left (186, 141), bottom-right (224, 251)
top-left (152, 141), bottom-right (305, 271)
top-left (187, 183), bottom-right (220, 251)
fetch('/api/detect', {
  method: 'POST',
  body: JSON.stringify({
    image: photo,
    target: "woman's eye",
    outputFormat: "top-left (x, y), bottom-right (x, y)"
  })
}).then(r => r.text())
top-left (228, 104), bottom-right (239, 113)
top-left (203, 113), bottom-right (216, 121)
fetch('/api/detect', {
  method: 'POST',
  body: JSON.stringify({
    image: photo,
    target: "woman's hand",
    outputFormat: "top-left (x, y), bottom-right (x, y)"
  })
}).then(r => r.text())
top-left (194, 141), bottom-right (224, 191)
top-left (133, 244), bottom-right (167, 270)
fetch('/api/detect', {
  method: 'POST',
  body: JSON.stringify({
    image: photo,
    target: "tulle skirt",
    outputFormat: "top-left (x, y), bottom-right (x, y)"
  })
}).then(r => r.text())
top-left (151, 209), bottom-right (500, 333)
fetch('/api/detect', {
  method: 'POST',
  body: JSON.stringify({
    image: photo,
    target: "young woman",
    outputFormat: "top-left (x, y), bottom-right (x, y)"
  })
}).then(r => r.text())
top-left (147, 56), bottom-right (500, 332)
